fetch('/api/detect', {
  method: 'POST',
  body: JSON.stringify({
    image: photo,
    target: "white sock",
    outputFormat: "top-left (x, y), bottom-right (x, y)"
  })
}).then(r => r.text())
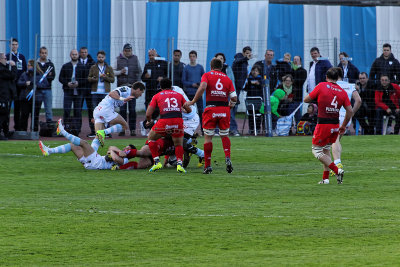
top-left (104, 124), bottom-right (123, 135)
top-left (334, 159), bottom-right (341, 165)
top-left (48, 143), bottom-right (71, 154)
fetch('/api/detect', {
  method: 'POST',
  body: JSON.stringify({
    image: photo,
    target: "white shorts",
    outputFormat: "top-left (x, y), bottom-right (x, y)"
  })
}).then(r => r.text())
top-left (79, 152), bottom-right (113, 170)
top-left (339, 111), bottom-right (351, 128)
top-left (184, 113), bottom-right (200, 136)
top-left (93, 105), bottom-right (119, 124)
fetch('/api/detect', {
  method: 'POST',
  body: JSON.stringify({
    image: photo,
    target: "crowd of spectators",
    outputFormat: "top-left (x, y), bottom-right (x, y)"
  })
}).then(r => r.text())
top-left (1, 38), bottom-right (400, 140)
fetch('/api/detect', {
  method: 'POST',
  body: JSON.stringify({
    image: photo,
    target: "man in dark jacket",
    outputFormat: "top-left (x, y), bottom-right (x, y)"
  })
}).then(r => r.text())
top-left (307, 47), bottom-right (332, 92)
top-left (369, 43), bottom-right (400, 85)
top-left (59, 49), bottom-right (85, 135)
top-left (354, 72), bottom-right (375, 134)
top-left (169, 49), bottom-right (185, 88)
top-left (141, 49), bottom-right (168, 119)
top-left (254, 49), bottom-right (278, 91)
top-left (231, 46), bottom-right (252, 136)
top-left (338, 52), bottom-right (360, 83)
top-left (6, 38), bottom-right (27, 131)
top-left (37, 46), bottom-right (56, 122)
top-left (114, 43), bottom-right (142, 136)
top-left (78, 47), bottom-right (96, 136)
top-left (0, 53), bottom-right (17, 139)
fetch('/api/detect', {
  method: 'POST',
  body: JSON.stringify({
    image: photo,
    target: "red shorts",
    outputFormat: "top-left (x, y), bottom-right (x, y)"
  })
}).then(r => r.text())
top-left (312, 124), bottom-right (340, 147)
top-left (152, 118), bottom-right (184, 138)
top-left (202, 106), bottom-right (231, 130)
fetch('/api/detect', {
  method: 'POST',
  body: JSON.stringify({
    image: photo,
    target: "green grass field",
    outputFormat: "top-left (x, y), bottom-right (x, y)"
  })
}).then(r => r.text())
top-left (1, 135), bottom-right (400, 266)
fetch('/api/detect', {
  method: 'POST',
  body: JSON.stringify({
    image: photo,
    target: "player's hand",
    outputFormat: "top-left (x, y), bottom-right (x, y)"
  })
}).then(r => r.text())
top-left (119, 151), bottom-right (127, 157)
top-left (339, 125), bottom-right (346, 135)
top-left (183, 101), bottom-right (193, 109)
top-left (145, 120), bottom-right (153, 128)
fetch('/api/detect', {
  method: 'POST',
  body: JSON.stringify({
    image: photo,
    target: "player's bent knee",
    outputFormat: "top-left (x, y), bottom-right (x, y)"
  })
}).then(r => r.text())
top-left (203, 128), bottom-right (215, 136)
top-left (312, 145), bottom-right (325, 159)
top-left (219, 128), bottom-right (229, 136)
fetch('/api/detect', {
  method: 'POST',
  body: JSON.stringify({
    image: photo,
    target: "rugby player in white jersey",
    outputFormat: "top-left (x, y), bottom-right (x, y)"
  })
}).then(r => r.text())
top-left (331, 67), bottom-right (361, 175)
top-left (95, 82), bottom-right (145, 146)
top-left (38, 119), bottom-right (127, 170)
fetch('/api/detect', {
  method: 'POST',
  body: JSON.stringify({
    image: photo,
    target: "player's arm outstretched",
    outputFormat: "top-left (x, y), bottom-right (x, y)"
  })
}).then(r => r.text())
top-left (185, 82), bottom-right (206, 107)
top-left (109, 89), bottom-right (134, 103)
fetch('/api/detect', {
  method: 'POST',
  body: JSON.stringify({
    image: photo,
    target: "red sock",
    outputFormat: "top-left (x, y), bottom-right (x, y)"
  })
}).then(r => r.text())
top-left (329, 162), bottom-right (338, 175)
top-left (204, 142), bottom-right (213, 168)
top-left (175, 145), bottom-right (184, 162)
top-left (323, 171), bottom-right (330, 179)
top-left (119, 161), bottom-right (138, 170)
top-left (221, 136), bottom-right (231, 158)
top-left (126, 148), bottom-right (137, 158)
top-left (148, 140), bottom-right (159, 160)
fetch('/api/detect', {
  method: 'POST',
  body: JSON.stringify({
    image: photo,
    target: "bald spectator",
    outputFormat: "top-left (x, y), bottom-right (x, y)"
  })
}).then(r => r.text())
top-left (59, 49), bottom-right (86, 135)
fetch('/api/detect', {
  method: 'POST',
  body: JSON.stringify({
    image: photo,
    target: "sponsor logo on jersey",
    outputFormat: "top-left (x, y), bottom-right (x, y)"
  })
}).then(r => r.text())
top-left (212, 113), bottom-right (227, 118)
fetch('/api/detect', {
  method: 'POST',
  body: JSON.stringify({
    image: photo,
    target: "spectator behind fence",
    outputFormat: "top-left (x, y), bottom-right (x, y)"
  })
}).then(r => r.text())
top-left (17, 60), bottom-right (49, 132)
top-left (141, 49), bottom-right (168, 119)
top-left (169, 49), bottom-right (185, 88)
top-left (354, 72), bottom-right (376, 135)
top-left (59, 49), bottom-right (86, 135)
top-left (78, 47), bottom-right (96, 137)
top-left (270, 88), bottom-right (286, 132)
top-left (0, 52), bottom-right (17, 140)
top-left (370, 43), bottom-right (400, 85)
top-left (291, 55), bottom-right (307, 121)
top-left (254, 49), bottom-right (278, 93)
top-left (37, 46), bottom-right (56, 122)
top-left (275, 74), bottom-right (297, 117)
top-left (276, 52), bottom-right (293, 83)
top-left (182, 50), bottom-right (205, 131)
top-left (374, 73), bottom-right (400, 135)
top-left (231, 46), bottom-right (253, 137)
top-left (307, 47), bottom-right (332, 92)
top-left (88, 50), bottom-right (115, 111)
top-left (214, 53), bottom-right (235, 87)
top-left (243, 65), bottom-right (263, 134)
top-left (6, 38), bottom-right (27, 131)
top-left (113, 43), bottom-right (142, 136)
top-left (338, 52), bottom-right (360, 83)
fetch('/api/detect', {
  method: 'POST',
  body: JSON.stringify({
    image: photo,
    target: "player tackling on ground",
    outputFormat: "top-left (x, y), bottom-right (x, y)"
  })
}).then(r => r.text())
top-left (304, 67), bottom-right (353, 184)
top-left (145, 78), bottom-right (191, 173)
top-left (184, 58), bottom-right (237, 174)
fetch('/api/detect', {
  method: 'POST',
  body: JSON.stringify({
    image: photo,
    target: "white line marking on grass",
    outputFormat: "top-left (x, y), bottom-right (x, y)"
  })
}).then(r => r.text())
top-left (0, 153), bottom-right (40, 158)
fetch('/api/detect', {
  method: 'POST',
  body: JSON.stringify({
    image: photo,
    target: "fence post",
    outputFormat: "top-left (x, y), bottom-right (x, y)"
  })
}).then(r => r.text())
top-left (171, 37), bottom-right (174, 84)
top-left (334, 37), bottom-right (338, 66)
top-left (31, 33), bottom-right (38, 133)
top-left (263, 77), bottom-right (272, 137)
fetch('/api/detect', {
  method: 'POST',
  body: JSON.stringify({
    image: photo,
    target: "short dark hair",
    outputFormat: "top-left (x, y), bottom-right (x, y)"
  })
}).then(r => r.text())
top-left (326, 67), bottom-right (340, 81)
top-left (11, 38), bottom-right (18, 43)
top-left (132, 81), bottom-right (145, 91)
top-left (210, 58), bottom-right (223, 70)
top-left (335, 67), bottom-right (344, 79)
top-left (39, 46), bottom-right (47, 52)
top-left (214, 52), bottom-right (226, 63)
top-left (173, 49), bottom-right (182, 55)
top-left (360, 72), bottom-right (368, 78)
top-left (243, 46), bottom-right (252, 53)
top-left (80, 46), bottom-right (88, 51)
top-left (160, 78), bottom-right (172, 89)
top-left (383, 43), bottom-right (391, 50)
top-left (339, 51), bottom-right (349, 58)
top-left (97, 50), bottom-right (106, 56)
top-left (189, 50), bottom-right (197, 57)
top-left (380, 73), bottom-right (389, 79)
top-left (310, 47), bottom-right (320, 54)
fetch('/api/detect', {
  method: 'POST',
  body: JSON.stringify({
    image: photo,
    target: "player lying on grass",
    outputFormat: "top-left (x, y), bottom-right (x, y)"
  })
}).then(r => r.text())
top-left (39, 119), bottom-right (124, 170)
top-left (94, 81), bottom-right (145, 147)
top-left (107, 138), bottom-right (178, 170)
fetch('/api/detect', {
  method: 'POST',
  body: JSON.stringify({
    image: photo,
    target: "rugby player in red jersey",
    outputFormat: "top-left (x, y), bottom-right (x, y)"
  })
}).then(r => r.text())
top-left (304, 67), bottom-right (353, 184)
top-left (184, 58), bottom-right (237, 174)
top-left (145, 78), bottom-right (191, 173)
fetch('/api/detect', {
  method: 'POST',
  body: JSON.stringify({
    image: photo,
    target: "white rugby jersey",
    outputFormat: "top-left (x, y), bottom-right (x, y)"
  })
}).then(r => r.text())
top-left (97, 86), bottom-right (132, 109)
top-left (336, 80), bottom-right (355, 126)
top-left (172, 86), bottom-right (197, 120)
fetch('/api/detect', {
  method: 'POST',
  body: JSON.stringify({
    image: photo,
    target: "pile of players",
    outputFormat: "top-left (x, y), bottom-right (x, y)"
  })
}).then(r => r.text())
top-left (39, 58), bottom-right (237, 174)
